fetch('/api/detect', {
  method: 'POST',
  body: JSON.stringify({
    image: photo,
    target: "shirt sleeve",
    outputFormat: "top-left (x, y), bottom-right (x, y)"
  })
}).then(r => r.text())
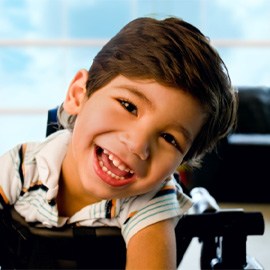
top-left (0, 144), bottom-right (23, 209)
top-left (118, 177), bottom-right (193, 245)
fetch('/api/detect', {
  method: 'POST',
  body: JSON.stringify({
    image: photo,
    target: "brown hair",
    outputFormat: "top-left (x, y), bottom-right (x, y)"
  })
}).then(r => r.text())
top-left (61, 17), bottom-right (238, 167)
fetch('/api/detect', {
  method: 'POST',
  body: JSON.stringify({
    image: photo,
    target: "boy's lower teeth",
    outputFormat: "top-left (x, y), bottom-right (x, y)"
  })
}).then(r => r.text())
top-left (99, 160), bottom-right (126, 180)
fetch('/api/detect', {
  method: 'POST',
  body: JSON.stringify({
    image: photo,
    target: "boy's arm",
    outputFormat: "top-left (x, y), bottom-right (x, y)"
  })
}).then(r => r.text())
top-left (0, 145), bottom-right (23, 208)
top-left (126, 218), bottom-right (177, 270)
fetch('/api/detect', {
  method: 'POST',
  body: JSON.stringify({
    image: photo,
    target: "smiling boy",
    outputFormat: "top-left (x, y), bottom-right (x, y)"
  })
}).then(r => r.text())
top-left (0, 17), bottom-right (237, 269)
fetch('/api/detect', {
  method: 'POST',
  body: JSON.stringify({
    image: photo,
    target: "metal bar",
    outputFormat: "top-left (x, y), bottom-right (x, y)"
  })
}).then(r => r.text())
top-left (0, 39), bottom-right (108, 47)
top-left (0, 108), bottom-right (47, 115)
top-left (1, 39), bottom-right (270, 47)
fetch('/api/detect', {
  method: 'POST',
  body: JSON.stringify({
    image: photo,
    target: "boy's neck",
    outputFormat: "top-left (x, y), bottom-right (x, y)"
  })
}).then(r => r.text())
top-left (56, 145), bottom-right (101, 217)
top-left (57, 170), bottom-right (101, 217)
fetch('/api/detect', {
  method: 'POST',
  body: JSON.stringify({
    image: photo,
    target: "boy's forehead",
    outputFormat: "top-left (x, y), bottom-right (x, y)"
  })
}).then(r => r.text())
top-left (103, 75), bottom-right (196, 106)
top-left (106, 75), bottom-right (177, 93)
top-left (91, 75), bottom-right (196, 104)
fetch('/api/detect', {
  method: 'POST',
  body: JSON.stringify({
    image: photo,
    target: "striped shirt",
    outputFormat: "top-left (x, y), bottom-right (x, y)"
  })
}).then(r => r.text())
top-left (0, 130), bottom-right (192, 245)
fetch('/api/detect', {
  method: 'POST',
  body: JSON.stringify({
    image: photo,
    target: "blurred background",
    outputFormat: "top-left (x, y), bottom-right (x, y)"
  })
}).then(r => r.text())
top-left (1, 0), bottom-right (270, 154)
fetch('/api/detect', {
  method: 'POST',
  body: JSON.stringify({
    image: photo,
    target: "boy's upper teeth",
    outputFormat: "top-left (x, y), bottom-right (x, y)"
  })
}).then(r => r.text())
top-left (103, 149), bottom-right (134, 173)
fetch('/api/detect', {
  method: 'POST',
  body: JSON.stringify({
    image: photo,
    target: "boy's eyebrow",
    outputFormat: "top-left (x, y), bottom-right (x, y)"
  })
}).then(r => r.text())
top-left (173, 123), bottom-right (193, 144)
top-left (118, 85), bottom-right (153, 108)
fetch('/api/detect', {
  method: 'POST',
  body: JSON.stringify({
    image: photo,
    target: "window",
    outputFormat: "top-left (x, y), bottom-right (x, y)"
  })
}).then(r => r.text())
top-left (1, 0), bottom-right (270, 153)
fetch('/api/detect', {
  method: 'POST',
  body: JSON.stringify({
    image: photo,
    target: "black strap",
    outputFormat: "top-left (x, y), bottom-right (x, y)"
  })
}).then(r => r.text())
top-left (18, 145), bottom-right (24, 185)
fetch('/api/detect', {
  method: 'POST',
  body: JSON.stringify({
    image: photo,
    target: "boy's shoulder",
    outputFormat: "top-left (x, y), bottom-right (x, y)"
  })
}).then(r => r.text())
top-left (23, 129), bottom-right (71, 159)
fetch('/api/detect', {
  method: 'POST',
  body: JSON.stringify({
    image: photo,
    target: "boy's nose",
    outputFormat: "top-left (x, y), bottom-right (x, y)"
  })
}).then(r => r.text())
top-left (119, 131), bottom-right (151, 161)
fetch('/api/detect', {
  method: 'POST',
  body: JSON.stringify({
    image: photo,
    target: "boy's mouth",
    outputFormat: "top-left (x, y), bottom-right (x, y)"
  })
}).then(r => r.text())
top-left (96, 146), bottom-right (135, 181)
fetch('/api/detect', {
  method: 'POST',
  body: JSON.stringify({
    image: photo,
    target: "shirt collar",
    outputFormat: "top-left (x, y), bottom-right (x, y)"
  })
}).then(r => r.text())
top-left (35, 129), bottom-right (71, 201)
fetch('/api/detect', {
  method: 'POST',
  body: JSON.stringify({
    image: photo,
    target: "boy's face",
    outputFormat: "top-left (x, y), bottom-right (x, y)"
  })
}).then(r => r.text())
top-left (63, 72), bottom-right (206, 202)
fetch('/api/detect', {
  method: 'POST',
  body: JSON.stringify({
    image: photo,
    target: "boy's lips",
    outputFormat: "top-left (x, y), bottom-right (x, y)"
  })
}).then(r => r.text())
top-left (93, 146), bottom-right (135, 187)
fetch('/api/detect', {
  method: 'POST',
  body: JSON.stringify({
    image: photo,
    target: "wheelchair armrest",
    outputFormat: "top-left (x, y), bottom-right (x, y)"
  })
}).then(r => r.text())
top-left (176, 209), bottom-right (265, 237)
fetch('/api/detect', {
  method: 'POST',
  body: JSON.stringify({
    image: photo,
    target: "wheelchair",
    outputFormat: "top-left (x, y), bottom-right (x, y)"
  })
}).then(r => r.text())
top-left (0, 107), bottom-right (265, 270)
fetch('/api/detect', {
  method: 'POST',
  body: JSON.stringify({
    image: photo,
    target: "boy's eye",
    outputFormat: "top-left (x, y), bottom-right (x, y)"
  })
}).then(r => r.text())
top-left (161, 133), bottom-right (181, 151)
top-left (119, 99), bottom-right (138, 115)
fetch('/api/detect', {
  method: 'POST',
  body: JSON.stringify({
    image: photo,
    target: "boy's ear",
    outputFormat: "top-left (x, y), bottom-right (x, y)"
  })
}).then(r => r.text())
top-left (63, 69), bottom-right (88, 115)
